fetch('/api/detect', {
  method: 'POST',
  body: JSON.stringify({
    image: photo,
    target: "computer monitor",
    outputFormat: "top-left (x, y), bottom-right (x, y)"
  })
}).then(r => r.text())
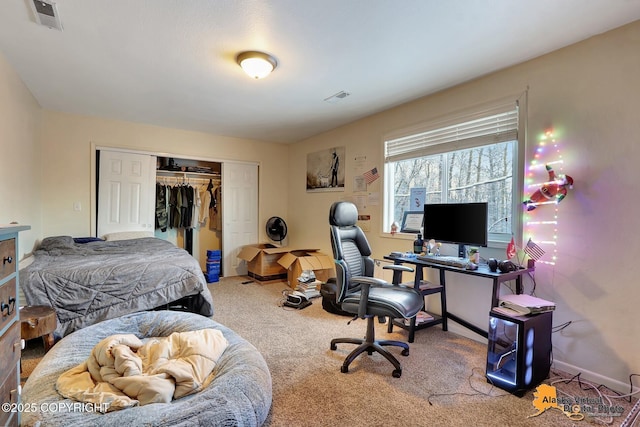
top-left (423, 202), bottom-right (488, 257)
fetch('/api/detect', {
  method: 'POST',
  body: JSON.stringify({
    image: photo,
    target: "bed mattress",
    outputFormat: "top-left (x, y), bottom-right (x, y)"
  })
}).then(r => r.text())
top-left (20, 236), bottom-right (214, 337)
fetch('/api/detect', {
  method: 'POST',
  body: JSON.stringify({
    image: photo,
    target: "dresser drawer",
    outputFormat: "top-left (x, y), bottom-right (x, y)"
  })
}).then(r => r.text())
top-left (0, 363), bottom-right (19, 427)
top-left (0, 321), bottom-right (21, 377)
top-left (0, 323), bottom-right (21, 427)
top-left (0, 278), bottom-right (18, 330)
top-left (0, 238), bottom-right (16, 282)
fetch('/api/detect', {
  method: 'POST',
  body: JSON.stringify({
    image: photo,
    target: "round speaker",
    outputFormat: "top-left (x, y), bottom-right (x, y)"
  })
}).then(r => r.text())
top-left (498, 260), bottom-right (518, 273)
top-left (488, 258), bottom-right (498, 272)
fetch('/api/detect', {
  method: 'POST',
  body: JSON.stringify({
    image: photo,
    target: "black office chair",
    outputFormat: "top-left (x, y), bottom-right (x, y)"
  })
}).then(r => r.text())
top-left (328, 201), bottom-right (423, 377)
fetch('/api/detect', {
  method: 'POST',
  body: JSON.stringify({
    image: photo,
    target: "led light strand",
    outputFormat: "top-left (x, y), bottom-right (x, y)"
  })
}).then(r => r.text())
top-left (524, 129), bottom-right (564, 265)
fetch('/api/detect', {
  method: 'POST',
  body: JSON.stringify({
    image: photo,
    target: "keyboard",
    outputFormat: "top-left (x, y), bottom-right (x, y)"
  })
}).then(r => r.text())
top-left (417, 254), bottom-right (469, 268)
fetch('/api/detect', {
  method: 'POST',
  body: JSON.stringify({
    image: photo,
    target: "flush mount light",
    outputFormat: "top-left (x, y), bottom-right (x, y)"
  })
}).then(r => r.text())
top-left (236, 51), bottom-right (277, 79)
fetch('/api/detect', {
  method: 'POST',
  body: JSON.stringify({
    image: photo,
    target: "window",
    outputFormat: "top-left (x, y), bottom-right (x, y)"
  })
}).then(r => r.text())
top-left (383, 101), bottom-right (523, 246)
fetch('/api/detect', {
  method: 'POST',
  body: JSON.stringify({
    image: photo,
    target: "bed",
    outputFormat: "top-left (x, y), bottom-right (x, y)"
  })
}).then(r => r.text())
top-left (20, 235), bottom-right (214, 338)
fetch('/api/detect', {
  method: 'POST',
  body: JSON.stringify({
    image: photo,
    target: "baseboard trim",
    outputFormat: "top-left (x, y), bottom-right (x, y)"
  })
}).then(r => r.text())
top-left (550, 359), bottom-right (639, 396)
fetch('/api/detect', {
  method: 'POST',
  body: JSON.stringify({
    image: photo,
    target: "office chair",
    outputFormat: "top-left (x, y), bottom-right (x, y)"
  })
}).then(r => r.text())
top-left (328, 201), bottom-right (423, 377)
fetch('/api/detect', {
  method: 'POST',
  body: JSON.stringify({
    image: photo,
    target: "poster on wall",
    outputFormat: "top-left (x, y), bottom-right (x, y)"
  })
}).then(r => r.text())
top-left (409, 187), bottom-right (426, 210)
top-left (306, 146), bottom-right (346, 192)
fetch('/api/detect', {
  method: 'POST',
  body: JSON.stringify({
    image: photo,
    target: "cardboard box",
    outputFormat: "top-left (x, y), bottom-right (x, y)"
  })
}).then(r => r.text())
top-left (237, 244), bottom-right (291, 282)
top-left (278, 250), bottom-right (335, 288)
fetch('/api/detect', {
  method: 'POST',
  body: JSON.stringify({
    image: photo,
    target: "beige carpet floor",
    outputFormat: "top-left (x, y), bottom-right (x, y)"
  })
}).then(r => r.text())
top-left (21, 276), bottom-right (638, 427)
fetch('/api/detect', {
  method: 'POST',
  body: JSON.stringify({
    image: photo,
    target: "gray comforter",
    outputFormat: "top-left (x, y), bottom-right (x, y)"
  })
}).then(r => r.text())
top-left (21, 236), bottom-right (214, 337)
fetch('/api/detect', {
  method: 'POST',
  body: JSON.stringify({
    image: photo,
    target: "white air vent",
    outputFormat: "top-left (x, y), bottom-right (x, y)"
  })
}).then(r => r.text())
top-left (324, 91), bottom-right (351, 104)
top-left (29, 0), bottom-right (63, 31)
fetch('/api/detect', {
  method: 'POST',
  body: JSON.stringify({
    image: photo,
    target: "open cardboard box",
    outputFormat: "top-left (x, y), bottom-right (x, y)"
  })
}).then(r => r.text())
top-left (278, 250), bottom-right (335, 289)
top-left (237, 244), bottom-right (291, 282)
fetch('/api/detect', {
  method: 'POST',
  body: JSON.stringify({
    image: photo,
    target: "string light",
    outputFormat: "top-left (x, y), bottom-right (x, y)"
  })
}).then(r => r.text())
top-left (523, 129), bottom-right (564, 266)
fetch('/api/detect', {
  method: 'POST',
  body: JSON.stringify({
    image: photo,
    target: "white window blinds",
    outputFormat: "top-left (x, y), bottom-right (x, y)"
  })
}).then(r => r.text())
top-left (385, 103), bottom-right (518, 163)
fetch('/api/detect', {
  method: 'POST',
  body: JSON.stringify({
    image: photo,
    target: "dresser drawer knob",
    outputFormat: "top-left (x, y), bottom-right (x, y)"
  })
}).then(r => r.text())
top-left (1, 297), bottom-right (16, 316)
top-left (3, 256), bottom-right (12, 265)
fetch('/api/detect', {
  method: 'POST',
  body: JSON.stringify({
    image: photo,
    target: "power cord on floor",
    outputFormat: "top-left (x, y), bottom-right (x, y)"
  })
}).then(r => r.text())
top-left (552, 320), bottom-right (572, 333)
top-left (548, 369), bottom-right (640, 425)
top-left (427, 367), bottom-right (510, 405)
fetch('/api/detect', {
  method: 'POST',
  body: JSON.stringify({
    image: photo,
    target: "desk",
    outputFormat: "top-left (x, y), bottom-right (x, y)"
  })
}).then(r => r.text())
top-left (384, 255), bottom-right (534, 340)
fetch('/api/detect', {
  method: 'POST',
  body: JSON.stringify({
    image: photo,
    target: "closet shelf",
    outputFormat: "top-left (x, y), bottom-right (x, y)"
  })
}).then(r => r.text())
top-left (157, 170), bottom-right (221, 179)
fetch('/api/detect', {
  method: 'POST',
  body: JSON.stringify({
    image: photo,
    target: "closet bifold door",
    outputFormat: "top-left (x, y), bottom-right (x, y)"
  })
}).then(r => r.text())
top-left (97, 149), bottom-right (156, 238)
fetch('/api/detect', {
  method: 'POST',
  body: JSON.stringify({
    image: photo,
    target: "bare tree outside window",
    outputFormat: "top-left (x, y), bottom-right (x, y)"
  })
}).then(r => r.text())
top-left (389, 141), bottom-right (514, 239)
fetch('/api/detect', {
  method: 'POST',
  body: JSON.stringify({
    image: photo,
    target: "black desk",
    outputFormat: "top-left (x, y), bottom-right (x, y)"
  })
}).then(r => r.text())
top-left (384, 255), bottom-right (534, 340)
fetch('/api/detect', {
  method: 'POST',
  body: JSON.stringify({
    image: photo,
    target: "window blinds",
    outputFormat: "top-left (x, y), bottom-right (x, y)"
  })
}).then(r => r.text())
top-left (385, 103), bottom-right (518, 163)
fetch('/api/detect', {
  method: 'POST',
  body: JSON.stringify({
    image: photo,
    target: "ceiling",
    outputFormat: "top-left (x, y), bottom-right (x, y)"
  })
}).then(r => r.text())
top-left (1, 1), bottom-right (639, 144)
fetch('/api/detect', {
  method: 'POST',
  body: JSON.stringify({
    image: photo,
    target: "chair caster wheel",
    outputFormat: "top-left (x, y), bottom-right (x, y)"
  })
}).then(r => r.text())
top-left (401, 349), bottom-right (409, 357)
top-left (330, 343), bottom-right (337, 350)
top-left (341, 366), bottom-right (349, 373)
top-left (392, 369), bottom-right (402, 378)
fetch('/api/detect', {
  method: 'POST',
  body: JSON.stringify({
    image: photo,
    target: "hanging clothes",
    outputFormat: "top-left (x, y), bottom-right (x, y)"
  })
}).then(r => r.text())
top-left (184, 184), bottom-right (194, 229)
top-left (210, 186), bottom-right (222, 230)
top-left (179, 184), bottom-right (188, 228)
top-left (171, 185), bottom-right (182, 229)
top-left (192, 185), bottom-right (202, 229)
top-left (199, 184), bottom-right (211, 227)
top-left (155, 183), bottom-right (168, 232)
top-left (155, 174), bottom-right (220, 232)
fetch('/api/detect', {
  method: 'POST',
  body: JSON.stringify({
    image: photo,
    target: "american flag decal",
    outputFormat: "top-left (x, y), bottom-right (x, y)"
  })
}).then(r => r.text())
top-left (363, 167), bottom-right (379, 184)
top-left (524, 238), bottom-right (545, 260)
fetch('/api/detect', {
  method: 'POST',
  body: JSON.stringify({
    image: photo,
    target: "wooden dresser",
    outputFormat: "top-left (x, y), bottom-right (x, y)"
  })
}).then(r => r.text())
top-left (0, 225), bottom-right (30, 427)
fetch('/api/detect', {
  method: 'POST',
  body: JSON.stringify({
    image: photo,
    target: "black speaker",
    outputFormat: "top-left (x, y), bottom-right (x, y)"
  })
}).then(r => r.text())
top-left (488, 258), bottom-right (498, 272)
top-left (498, 260), bottom-right (517, 273)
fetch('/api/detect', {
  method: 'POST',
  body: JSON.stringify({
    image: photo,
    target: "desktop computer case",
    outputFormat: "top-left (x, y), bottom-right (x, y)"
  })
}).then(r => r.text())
top-left (486, 310), bottom-right (552, 396)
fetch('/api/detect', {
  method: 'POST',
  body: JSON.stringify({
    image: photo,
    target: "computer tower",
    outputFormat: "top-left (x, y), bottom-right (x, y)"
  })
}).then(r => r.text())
top-left (486, 310), bottom-right (552, 396)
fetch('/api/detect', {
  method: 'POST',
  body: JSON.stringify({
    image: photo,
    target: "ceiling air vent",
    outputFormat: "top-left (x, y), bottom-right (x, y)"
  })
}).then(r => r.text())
top-left (324, 91), bottom-right (351, 104)
top-left (29, 0), bottom-right (63, 31)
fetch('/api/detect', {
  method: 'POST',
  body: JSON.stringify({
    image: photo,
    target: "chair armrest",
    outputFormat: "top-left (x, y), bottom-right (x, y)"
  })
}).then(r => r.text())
top-left (382, 264), bottom-right (414, 273)
top-left (350, 276), bottom-right (389, 318)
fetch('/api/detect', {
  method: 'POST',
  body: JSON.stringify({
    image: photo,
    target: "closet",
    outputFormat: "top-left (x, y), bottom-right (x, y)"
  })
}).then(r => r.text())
top-left (155, 157), bottom-right (222, 273)
top-left (96, 148), bottom-right (258, 278)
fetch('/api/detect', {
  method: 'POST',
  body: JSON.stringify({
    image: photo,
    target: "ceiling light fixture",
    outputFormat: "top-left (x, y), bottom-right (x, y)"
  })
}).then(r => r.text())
top-left (236, 51), bottom-right (277, 79)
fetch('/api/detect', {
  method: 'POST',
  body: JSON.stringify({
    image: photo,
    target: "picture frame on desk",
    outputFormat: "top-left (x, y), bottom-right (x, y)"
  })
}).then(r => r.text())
top-left (400, 211), bottom-right (423, 233)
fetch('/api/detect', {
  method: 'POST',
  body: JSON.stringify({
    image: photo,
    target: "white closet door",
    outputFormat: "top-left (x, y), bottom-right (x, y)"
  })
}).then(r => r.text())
top-left (97, 150), bottom-right (156, 238)
top-left (222, 162), bottom-right (258, 276)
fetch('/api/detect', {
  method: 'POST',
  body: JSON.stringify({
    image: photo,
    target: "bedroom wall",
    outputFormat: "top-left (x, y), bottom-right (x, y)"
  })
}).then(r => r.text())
top-left (286, 20), bottom-right (640, 393)
top-left (0, 52), bottom-right (42, 258)
top-left (38, 111), bottom-right (289, 245)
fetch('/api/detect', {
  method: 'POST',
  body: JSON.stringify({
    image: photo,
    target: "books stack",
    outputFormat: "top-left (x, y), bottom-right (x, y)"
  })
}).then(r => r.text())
top-left (495, 294), bottom-right (556, 316)
top-left (295, 271), bottom-right (322, 299)
top-left (405, 311), bottom-right (434, 326)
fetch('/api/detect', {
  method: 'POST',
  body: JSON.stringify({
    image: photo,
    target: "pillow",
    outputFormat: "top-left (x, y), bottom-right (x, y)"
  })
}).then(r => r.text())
top-left (103, 231), bottom-right (154, 241)
top-left (73, 237), bottom-right (104, 244)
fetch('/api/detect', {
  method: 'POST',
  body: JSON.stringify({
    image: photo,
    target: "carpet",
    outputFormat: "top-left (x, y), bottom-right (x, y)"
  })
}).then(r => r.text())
top-left (21, 276), bottom-right (637, 427)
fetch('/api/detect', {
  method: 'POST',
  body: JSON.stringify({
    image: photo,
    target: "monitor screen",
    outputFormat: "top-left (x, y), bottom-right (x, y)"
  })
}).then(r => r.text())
top-left (423, 202), bottom-right (488, 248)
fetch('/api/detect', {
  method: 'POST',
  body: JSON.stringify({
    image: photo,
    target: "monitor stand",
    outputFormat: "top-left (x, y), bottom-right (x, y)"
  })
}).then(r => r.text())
top-left (458, 244), bottom-right (466, 259)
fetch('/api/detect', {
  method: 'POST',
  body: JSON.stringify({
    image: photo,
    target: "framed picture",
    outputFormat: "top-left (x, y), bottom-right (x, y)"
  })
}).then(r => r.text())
top-left (400, 211), bottom-right (424, 233)
top-left (306, 146), bottom-right (346, 192)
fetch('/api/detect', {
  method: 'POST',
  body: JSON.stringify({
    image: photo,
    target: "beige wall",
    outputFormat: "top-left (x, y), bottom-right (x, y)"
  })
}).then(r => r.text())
top-left (38, 110), bottom-right (289, 244)
top-left (287, 21), bottom-right (640, 392)
top-left (0, 53), bottom-right (42, 257)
